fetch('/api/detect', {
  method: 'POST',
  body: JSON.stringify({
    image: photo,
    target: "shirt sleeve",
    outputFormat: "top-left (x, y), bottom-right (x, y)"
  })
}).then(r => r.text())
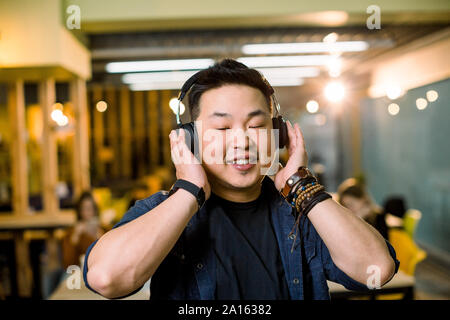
top-left (82, 192), bottom-right (168, 298)
top-left (320, 237), bottom-right (400, 291)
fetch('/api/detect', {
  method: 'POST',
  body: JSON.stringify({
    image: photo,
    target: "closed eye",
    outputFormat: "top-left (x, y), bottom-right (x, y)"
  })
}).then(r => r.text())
top-left (216, 128), bottom-right (230, 131)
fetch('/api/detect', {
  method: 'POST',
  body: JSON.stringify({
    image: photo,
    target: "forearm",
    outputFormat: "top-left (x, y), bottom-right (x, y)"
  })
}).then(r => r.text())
top-left (86, 189), bottom-right (198, 298)
top-left (307, 199), bottom-right (395, 285)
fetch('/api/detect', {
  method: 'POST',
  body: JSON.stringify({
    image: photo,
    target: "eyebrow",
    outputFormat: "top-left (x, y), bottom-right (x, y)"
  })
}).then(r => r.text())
top-left (208, 109), bottom-right (268, 119)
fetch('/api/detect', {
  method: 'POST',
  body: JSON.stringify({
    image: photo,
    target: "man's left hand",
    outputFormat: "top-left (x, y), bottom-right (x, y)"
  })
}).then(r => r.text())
top-left (274, 120), bottom-right (308, 191)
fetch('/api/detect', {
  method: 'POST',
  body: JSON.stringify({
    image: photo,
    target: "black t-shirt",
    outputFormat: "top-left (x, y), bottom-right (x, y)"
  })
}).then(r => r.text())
top-left (208, 187), bottom-right (291, 300)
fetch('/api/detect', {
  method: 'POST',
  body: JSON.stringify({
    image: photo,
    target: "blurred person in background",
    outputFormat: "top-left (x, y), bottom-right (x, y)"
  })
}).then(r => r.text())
top-left (337, 178), bottom-right (389, 239)
top-left (382, 197), bottom-right (407, 229)
top-left (62, 191), bottom-right (104, 269)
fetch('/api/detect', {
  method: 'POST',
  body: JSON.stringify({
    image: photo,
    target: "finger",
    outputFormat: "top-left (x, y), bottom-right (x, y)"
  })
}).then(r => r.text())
top-left (171, 142), bottom-right (182, 165)
top-left (285, 120), bottom-right (297, 148)
top-left (175, 131), bottom-right (199, 165)
top-left (177, 127), bottom-right (186, 144)
top-left (170, 130), bottom-right (183, 164)
top-left (169, 130), bottom-right (181, 150)
top-left (294, 123), bottom-right (306, 148)
top-left (169, 130), bottom-right (176, 148)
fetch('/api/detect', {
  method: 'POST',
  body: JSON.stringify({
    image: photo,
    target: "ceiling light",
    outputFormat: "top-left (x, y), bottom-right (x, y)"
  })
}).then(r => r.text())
top-left (237, 55), bottom-right (333, 68)
top-left (241, 41), bottom-right (368, 55)
top-left (324, 82), bottom-right (345, 102)
top-left (122, 70), bottom-right (198, 84)
top-left (169, 98), bottom-right (185, 115)
top-left (416, 98), bottom-right (428, 110)
top-left (256, 67), bottom-right (320, 78)
top-left (129, 82), bottom-right (185, 91)
top-left (388, 103), bottom-right (400, 116)
top-left (56, 115), bottom-right (69, 127)
top-left (96, 101), bottom-right (108, 112)
top-left (106, 58), bottom-right (214, 73)
top-left (323, 32), bottom-right (339, 43)
top-left (266, 78), bottom-right (304, 87)
top-left (426, 90), bottom-right (438, 102)
top-left (306, 100), bottom-right (319, 113)
top-left (386, 85), bottom-right (403, 100)
top-left (51, 109), bottom-right (64, 122)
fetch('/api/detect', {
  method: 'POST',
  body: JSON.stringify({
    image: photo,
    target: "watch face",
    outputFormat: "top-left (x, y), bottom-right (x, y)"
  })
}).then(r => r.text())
top-left (298, 167), bottom-right (309, 178)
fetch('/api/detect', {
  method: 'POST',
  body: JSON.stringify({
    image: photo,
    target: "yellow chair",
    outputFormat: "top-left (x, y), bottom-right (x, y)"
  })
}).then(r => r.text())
top-left (92, 187), bottom-right (112, 212)
top-left (110, 197), bottom-right (131, 222)
top-left (403, 209), bottom-right (422, 239)
top-left (376, 229), bottom-right (426, 300)
top-left (142, 175), bottom-right (162, 195)
top-left (388, 229), bottom-right (427, 276)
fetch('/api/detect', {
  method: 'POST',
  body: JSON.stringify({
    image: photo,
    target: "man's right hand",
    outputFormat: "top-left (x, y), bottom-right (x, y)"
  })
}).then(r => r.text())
top-left (169, 128), bottom-right (211, 200)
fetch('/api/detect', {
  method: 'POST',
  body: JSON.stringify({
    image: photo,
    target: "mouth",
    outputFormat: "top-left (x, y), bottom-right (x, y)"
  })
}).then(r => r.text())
top-left (225, 154), bottom-right (258, 171)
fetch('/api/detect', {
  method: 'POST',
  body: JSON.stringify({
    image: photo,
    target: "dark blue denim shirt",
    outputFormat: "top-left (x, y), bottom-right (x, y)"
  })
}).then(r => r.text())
top-left (83, 176), bottom-right (399, 300)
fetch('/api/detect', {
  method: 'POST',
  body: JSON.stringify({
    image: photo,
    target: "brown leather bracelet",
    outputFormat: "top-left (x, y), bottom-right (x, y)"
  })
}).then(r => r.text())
top-left (280, 166), bottom-right (314, 199)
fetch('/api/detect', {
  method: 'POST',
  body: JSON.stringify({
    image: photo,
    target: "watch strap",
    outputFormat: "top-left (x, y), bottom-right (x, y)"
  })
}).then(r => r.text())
top-left (280, 166), bottom-right (314, 199)
top-left (168, 179), bottom-right (205, 209)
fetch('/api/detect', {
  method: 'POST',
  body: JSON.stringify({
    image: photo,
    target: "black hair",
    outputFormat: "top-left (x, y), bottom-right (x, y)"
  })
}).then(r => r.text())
top-left (383, 197), bottom-right (407, 218)
top-left (75, 191), bottom-right (99, 221)
top-left (187, 58), bottom-right (274, 120)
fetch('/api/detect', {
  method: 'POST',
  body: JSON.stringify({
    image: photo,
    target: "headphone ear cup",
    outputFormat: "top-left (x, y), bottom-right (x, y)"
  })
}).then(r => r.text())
top-left (177, 122), bottom-right (199, 158)
top-left (272, 116), bottom-right (289, 149)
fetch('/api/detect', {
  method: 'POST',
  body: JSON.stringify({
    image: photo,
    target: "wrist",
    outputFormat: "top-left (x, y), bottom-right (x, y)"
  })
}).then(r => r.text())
top-left (280, 166), bottom-right (315, 200)
top-left (169, 179), bottom-right (206, 210)
top-left (176, 188), bottom-right (201, 212)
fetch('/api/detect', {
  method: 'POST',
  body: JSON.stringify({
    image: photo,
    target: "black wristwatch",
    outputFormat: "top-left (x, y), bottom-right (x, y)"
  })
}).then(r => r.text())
top-left (168, 179), bottom-right (206, 210)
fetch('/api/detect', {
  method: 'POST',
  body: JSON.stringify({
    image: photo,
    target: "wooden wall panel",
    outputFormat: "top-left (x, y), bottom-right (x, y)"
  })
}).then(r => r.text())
top-left (106, 87), bottom-right (120, 178)
top-left (7, 80), bottom-right (29, 216)
top-left (160, 90), bottom-right (172, 166)
top-left (92, 86), bottom-right (105, 181)
top-left (70, 78), bottom-right (90, 200)
top-left (120, 87), bottom-right (132, 178)
top-left (133, 91), bottom-right (145, 177)
top-left (147, 91), bottom-right (159, 169)
top-left (39, 78), bottom-right (59, 215)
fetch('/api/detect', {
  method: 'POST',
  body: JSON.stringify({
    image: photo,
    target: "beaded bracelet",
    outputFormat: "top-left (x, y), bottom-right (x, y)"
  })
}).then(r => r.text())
top-left (286, 176), bottom-right (317, 202)
top-left (295, 185), bottom-right (324, 212)
top-left (289, 181), bottom-right (321, 208)
top-left (289, 181), bottom-right (316, 207)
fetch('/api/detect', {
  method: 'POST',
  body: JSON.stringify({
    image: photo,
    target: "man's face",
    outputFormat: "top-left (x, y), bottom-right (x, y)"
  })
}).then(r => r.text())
top-left (195, 84), bottom-right (275, 191)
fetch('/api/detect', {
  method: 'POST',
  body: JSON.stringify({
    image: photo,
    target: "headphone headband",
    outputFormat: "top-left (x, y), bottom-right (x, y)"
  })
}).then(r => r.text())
top-left (178, 71), bottom-right (203, 101)
top-left (176, 68), bottom-right (281, 125)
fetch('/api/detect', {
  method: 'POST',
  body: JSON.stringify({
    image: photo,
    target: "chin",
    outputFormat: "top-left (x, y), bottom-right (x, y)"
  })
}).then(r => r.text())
top-left (223, 164), bottom-right (263, 188)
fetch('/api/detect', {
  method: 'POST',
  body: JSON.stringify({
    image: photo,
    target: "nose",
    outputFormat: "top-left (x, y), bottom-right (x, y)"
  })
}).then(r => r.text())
top-left (228, 128), bottom-right (250, 151)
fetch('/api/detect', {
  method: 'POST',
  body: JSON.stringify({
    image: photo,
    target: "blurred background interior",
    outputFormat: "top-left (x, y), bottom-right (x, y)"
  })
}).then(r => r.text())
top-left (0, 0), bottom-right (449, 300)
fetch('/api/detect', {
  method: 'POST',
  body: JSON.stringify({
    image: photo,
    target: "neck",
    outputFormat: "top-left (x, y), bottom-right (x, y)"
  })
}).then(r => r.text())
top-left (210, 177), bottom-right (264, 203)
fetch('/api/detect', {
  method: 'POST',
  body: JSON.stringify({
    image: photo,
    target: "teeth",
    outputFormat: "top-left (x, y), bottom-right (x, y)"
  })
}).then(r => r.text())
top-left (234, 159), bottom-right (249, 165)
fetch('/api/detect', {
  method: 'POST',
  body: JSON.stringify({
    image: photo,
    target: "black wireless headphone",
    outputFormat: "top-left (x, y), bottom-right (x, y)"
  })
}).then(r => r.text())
top-left (175, 70), bottom-right (289, 158)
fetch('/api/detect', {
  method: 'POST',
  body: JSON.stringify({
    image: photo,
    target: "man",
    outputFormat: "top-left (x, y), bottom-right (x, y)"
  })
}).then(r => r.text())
top-left (83, 59), bottom-right (399, 300)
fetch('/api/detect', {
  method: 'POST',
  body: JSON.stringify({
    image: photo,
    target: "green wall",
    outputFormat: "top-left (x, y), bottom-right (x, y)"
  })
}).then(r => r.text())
top-left (361, 78), bottom-right (450, 253)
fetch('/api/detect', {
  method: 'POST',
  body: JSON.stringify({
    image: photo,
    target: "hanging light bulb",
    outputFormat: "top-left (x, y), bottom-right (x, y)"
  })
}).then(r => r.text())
top-left (169, 98), bottom-right (185, 115)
